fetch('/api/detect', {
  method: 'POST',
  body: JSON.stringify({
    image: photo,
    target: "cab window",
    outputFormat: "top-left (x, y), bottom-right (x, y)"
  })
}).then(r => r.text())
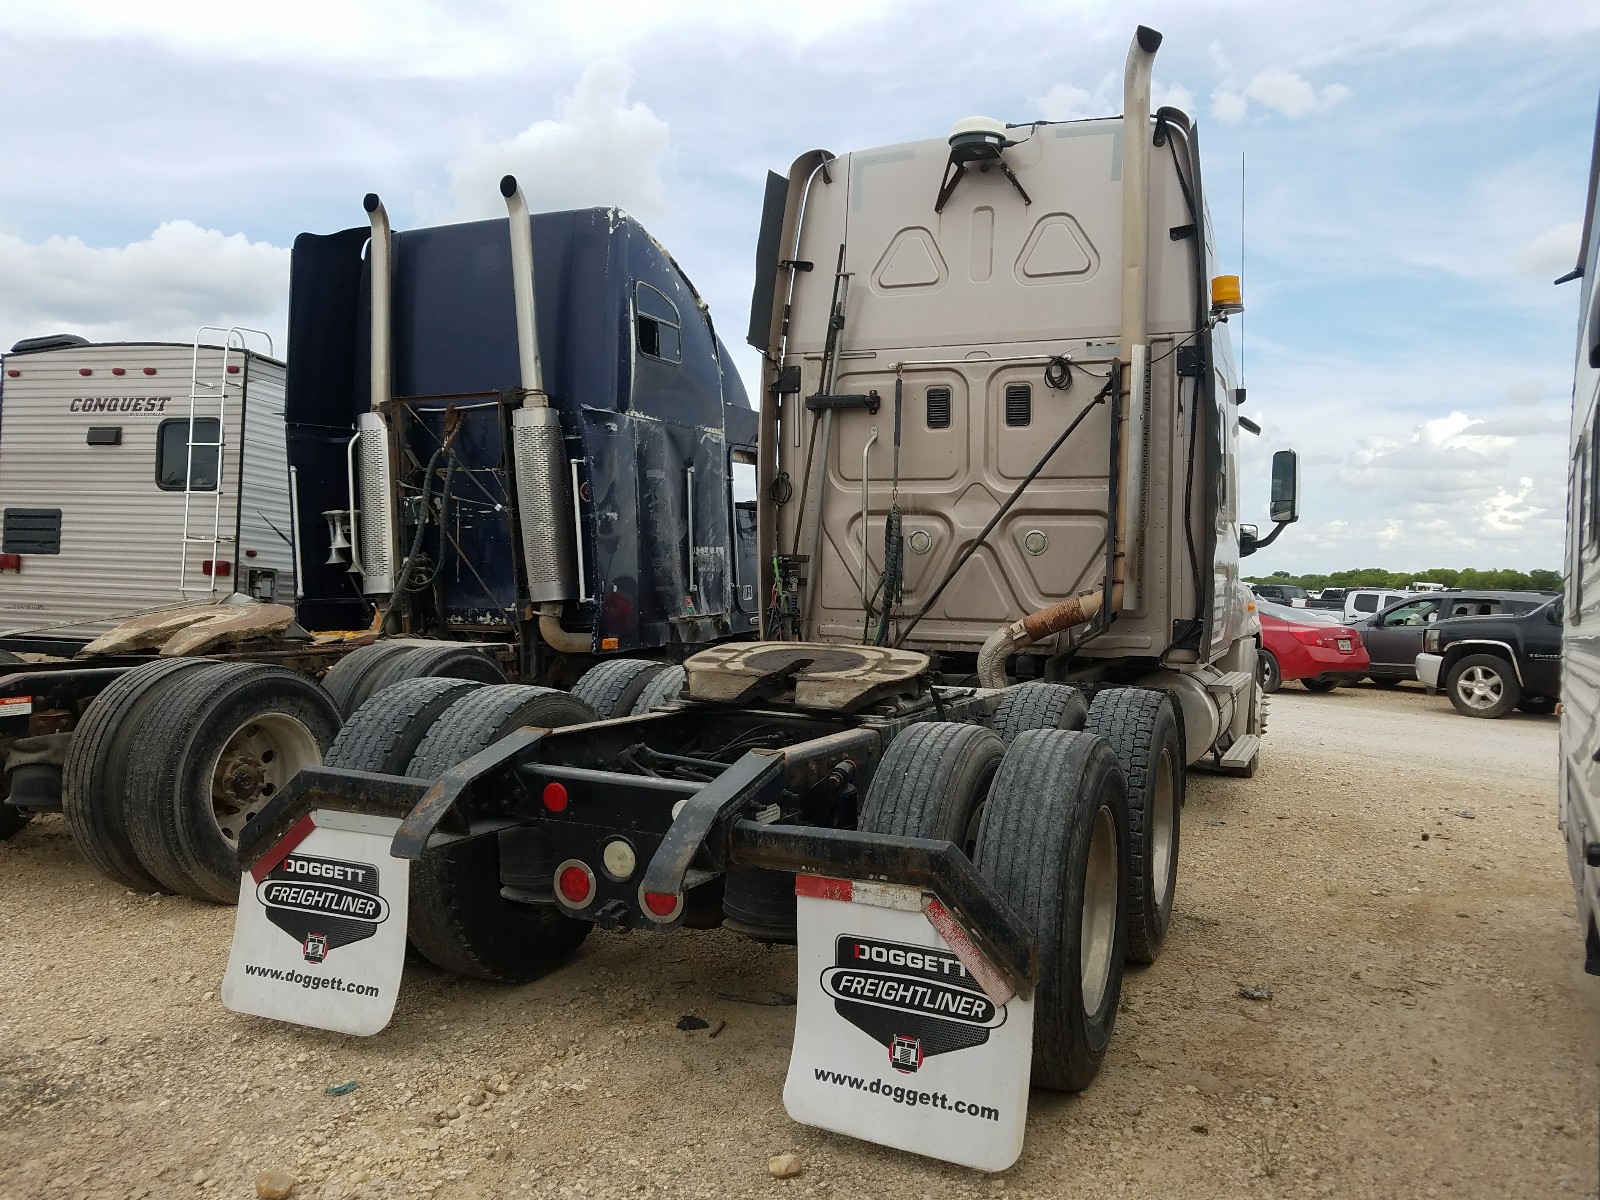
top-left (1382, 598), bottom-right (1440, 626)
top-left (635, 282), bottom-right (682, 365)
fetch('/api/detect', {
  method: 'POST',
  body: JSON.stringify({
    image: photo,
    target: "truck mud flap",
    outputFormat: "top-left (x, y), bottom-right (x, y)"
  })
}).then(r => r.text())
top-left (222, 810), bottom-right (410, 1036)
top-left (783, 875), bottom-right (1034, 1171)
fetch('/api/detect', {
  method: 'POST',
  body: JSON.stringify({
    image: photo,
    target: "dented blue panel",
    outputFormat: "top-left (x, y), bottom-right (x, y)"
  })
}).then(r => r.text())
top-left (283, 205), bottom-right (750, 654)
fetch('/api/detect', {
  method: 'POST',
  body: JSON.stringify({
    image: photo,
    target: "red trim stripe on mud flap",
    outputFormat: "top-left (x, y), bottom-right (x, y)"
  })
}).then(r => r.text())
top-left (922, 895), bottom-right (1015, 1008)
top-left (794, 874), bottom-right (853, 902)
top-left (250, 814), bottom-right (317, 883)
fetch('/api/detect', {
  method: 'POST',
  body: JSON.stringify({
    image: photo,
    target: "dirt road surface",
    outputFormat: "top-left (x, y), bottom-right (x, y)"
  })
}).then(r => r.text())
top-left (1, 684), bottom-right (1596, 1199)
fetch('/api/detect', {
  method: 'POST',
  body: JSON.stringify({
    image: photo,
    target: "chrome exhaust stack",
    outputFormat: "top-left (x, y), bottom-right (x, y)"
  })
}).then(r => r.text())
top-left (500, 175), bottom-right (582, 646)
top-left (355, 192), bottom-right (398, 597)
top-left (976, 25), bottom-right (1160, 686)
top-left (1116, 24), bottom-right (1161, 612)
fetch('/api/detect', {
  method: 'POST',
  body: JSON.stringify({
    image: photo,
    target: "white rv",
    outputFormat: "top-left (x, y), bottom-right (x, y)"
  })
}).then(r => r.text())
top-left (0, 332), bottom-right (294, 650)
top-left (1560, 99), bottom-right (1600, 978)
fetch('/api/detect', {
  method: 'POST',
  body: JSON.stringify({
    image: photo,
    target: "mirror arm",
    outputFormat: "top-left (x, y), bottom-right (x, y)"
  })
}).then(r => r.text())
top-left (1251, 520), bottom-right (1289, 552)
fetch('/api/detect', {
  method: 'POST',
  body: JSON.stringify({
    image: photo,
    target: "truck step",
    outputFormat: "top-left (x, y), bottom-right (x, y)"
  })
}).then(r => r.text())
top-left (1217, 734), bottom-right (1260, 774)
top-left (1205, 670), bottom-right (1253, 697)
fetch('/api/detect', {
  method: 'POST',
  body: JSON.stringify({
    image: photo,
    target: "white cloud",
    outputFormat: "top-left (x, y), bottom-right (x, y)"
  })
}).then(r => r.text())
top-left (1035, 75), bottom-right (1193, 123)
top-left (1034, 82), bottom-right (1098, 123)
top-left (422, 62), bottom-right (671, 224)
top-left (1479, 476), bottom-right (1543, 535)
top-left (1151, 80), bottom-right (1195, 115)
top-left (0, 222), bottom-right (288, 351)
top-left (1211, 89), bottom-right (1248, 124)
top-left (1209, 69), bottom-right (1350, 124)
top-left (1515, 220), bottom-right (1581, 280)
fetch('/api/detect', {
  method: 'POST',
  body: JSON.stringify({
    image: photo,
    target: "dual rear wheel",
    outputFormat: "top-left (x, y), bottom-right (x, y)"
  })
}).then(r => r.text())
top-left (858, 685), bottom-right (1181, 1090)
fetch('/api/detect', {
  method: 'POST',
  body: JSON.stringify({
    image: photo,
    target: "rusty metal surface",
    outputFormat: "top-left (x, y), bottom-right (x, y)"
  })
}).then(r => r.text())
top-left (390, 727), bottom-right (548, 859)
top-left (636, 752), bottom-right (785, 898)
top-left (235, 766), bottom-right (431, 871)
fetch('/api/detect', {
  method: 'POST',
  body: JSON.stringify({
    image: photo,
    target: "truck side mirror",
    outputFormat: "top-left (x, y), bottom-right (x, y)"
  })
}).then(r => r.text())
top-left (1239, 523), bottom-right (1260, 557)
top-left (1270, 449), bottom-right (1300, 524)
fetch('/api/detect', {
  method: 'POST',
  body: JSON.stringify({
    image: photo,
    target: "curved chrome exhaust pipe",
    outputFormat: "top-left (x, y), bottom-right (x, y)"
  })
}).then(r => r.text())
top-left (355, 193), bottom-right (398, 596)
top-left (1116, 25), bottom-right (1161, 612)
top-left (500, 175), bottom-right (581, 627)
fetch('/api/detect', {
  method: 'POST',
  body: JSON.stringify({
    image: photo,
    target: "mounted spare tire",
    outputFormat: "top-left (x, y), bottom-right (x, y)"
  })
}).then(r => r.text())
top-left (403, 685), bottom-right (598, 982)
top-left (124, 663), bottom-right (341, 903)
top-left (1085, 687), bottom-right (1182, 964)
top-left (571, 658), bottom-right (670, 720)
top-left (61, 657), bottom-right (217, 890)
top-left (975, 729), bottom-right (1129, 1091)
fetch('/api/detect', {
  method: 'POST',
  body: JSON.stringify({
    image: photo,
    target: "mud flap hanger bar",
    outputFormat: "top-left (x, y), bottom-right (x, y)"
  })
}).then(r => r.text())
top-left (238, 730), bottom-right (1037, 999)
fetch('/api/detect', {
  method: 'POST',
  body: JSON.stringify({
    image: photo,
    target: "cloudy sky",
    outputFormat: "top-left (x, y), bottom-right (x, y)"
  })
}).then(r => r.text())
top-left (1, 0), bottom-right (1595, 573)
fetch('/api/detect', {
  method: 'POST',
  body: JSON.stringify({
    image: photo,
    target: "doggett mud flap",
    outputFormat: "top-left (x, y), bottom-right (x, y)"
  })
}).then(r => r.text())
top-left (783, 875), bottom-right (1035, 1171)
top-left (222, 810), bottom-right (409, 1036)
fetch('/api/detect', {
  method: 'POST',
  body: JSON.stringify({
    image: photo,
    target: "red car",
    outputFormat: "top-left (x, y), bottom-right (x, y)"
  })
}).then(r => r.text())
top-left (1256, 600), bottom-right (1369, 693)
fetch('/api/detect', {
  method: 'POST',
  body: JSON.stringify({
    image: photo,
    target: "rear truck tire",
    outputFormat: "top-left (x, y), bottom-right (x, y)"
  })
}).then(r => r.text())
top-left (403, 685), bottom-right (599, 982)
top-left (859, 722), bottom-right (1005, 856)
top-left (125, 663), bottom-right (341, 903)
top-left (630, 665), bottom-right (688, 715)
top-left (1445, 653), bottom-right (1520, 719)
top-left (1085, 688), bottom-right (1181, 965)
top-left (989, 681), bottom-right (1090, 745)
top-left (357, 643), bottom-right (509, 711)
top-left (61, 657), bottom-right (216, 891)
top-left (974, 729), bottom-right (1129, 1091)
top-left (1368, 676), bottom-right (1400, 688)
top-left (1301, 677), bottom-right (1339, 693)
top-left (319, 640), bottom-right (425, 718)
top-left (571, 658), bottom-right (670, 720)
top-left (1258, 650), bottom-right (1282, 695)
top-left (325, 676), bottom-right (488, 774)
top-left (1516, 695), bottom-right (1557, 716)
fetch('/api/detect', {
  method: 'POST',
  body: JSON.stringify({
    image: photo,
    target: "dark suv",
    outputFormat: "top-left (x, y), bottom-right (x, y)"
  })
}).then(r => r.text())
top-left (1356, 590), bottom-right (1552, 684)
top-left (1251, 583), bottom-right (1307, 605)
top-left (1415, 596), bottom-right (1563, 718)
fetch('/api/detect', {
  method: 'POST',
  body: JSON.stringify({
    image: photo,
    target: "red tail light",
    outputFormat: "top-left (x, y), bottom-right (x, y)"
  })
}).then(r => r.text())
top-left (640, 887), bottom-right (683, 922)
top-left (542, 782), bottom-right (569, 812)
top-left (555, 860), bottom-right (596, 909)
top-left (0, 554), bottom-right (20, 572)
top-left (201, 560), bottom-right (231, 577)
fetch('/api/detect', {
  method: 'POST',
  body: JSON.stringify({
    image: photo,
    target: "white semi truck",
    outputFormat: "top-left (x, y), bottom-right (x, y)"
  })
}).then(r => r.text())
top-left (223, 26), bottom-right (1301, 1170)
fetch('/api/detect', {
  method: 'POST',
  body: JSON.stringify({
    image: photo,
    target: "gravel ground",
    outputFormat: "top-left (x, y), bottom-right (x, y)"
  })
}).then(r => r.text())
top-left (1, 682), bottom-right (1596, 1200)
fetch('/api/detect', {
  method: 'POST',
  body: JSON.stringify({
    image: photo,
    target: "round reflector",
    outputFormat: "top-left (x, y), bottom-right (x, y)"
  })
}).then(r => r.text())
top-left (542, 781), bottom-right (568, 812)
top-left (639, 887), bottom-right (683, 922)
top-left (601, 838), bottom-right (636, 881)
top-left (554, 859), bottom-right (596, 909)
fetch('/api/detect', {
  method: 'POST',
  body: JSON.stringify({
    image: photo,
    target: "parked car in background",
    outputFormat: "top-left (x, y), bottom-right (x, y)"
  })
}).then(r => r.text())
top-left (1415, 596), bottom-right (1563, 718)
top-left (1256, 600), bottom-right (1369, 693)
top-left (1250, 583), bottom-right (1308, 606)
top-left (1304, 586), bottom-right (1348, 611)
top-left (1355, 590), bottom-right (1554, 685)
top-left (1343, 588), bottom-right (1411, 622)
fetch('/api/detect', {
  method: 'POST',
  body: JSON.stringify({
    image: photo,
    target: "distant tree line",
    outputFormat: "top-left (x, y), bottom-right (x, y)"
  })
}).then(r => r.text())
top-left (1243, 567), bottom-right (1563, 593)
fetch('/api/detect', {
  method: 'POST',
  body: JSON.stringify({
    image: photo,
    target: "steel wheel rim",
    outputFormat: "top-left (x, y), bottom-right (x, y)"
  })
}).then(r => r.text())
top-left (1080, 803), bottom-right (1119, 1015)
top-left (1456, 665), bottom-right (1503, 711)
top-left (208, 713), bottom-right (321, 841)
top-left (1150, 748), bottom-right (1176, 902)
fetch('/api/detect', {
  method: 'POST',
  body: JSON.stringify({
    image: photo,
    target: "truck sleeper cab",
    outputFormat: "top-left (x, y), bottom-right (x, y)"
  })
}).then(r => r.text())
top-left (228, 27), bottom-right (1301, 1171)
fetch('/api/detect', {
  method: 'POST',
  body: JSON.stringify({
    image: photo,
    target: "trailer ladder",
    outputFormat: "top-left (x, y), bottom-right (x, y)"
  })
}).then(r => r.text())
top-left (178, 326), bottom-right (273, 599)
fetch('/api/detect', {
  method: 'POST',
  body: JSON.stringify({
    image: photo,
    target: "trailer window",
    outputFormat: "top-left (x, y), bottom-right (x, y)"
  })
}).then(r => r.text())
top-left (157, 418), bottom-right (220, 491)
top-left (635, 282), bottom-right (682, 365)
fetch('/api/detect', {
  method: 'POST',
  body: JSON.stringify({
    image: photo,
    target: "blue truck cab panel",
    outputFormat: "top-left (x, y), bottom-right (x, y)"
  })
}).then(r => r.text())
top-left (284, 207), bottom-right (756, 667)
